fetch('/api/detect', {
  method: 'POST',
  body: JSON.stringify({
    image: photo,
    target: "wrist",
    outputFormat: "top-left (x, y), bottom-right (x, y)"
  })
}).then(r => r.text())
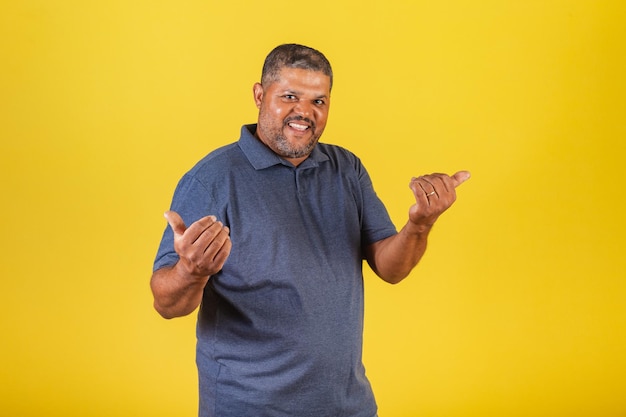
top-left (403, 221), bottom-right (433, 237)
top-left (173, 261), bottom-right (210, 284)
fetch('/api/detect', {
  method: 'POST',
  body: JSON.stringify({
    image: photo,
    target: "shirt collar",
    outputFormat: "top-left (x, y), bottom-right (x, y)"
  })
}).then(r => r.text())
top-left (238, 124), bottom-right (329, 170)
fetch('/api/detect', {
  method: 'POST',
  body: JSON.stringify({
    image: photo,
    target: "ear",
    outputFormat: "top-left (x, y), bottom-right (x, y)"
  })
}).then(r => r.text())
top-left (253, 83), bottom-right (264, 109)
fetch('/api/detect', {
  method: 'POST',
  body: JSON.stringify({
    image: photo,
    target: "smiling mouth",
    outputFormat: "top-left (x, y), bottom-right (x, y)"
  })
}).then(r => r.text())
top-left (285, 117), bottom-right (315, 133)
top-left (288, 122), bottom-right (310, 131)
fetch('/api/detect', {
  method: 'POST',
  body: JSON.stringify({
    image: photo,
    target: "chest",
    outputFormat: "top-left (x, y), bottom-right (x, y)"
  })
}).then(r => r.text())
top-left (224, 165), bottom-right (362, 241)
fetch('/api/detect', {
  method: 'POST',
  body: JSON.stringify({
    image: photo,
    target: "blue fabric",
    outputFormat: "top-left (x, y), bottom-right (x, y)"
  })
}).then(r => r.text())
top-left (154, 125), bottom-right (396, 417)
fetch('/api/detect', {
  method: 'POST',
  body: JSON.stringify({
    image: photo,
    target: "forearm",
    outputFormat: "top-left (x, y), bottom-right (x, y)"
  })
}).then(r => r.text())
top-left (366, 222), bottom-right (432, 284)
top-left (150, 263), bottom-right (209, 319)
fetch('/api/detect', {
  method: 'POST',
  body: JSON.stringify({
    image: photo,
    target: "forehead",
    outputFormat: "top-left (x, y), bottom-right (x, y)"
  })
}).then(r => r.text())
top-left (269, 67), bottom-right (331, 95)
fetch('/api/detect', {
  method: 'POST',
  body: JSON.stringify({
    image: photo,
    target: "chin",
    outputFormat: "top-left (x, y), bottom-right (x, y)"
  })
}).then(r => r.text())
top-left (280, 140), bottom-right (318, 159)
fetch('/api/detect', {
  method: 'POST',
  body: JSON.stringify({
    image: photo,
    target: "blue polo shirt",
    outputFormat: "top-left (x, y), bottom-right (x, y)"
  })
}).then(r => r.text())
top-left (154, 125), bottom-right (396, 417)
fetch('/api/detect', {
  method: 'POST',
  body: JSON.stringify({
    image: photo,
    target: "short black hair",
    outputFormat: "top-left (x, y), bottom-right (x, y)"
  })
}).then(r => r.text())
top-left (261, 43), bottom-right (333, 90)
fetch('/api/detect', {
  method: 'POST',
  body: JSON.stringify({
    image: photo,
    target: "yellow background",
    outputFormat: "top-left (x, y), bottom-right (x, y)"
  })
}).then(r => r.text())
top-left (1, 1), bottom-right (625, 416)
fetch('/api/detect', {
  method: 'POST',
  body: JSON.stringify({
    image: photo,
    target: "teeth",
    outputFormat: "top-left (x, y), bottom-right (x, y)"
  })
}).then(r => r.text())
top-left (288, 122), bottom-right (309, 131)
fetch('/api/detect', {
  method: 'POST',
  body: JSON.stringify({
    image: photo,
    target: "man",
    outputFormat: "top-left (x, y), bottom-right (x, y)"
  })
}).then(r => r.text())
top-left (151, 43), bottom-right (470, 417)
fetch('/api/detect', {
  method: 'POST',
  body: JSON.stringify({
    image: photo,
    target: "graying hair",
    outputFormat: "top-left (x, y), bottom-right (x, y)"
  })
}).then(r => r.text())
top-left (261, 43), bottom-right (333, 90)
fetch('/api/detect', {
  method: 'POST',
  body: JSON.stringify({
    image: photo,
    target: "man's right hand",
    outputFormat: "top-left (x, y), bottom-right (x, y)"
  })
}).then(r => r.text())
top-left (165, 210), bottom-right (232, 280)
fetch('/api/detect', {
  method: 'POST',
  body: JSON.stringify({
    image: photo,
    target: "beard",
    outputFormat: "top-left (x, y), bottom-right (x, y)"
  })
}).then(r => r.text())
top-left (258, 115), bottom-right (322, 159)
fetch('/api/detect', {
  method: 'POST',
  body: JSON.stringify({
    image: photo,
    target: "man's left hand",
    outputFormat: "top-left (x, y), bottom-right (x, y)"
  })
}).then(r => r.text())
top-left (407, 171), bottom-right (470, 230)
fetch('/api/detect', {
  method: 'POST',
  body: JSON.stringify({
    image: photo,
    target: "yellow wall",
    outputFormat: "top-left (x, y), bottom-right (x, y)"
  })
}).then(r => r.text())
top-left (1, 1), bottom-right (625, 416)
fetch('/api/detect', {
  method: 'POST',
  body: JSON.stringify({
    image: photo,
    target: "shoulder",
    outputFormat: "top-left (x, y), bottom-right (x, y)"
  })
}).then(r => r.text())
top-left (189, 142), bottom-right (242, 174)
top-left (181, 141), bottom-right (251, 184)
top-left (169, 142), bottom-right (243, 197)
top-left (314, 142), bottom-right (368, 179)
top-left (316, 142), bottom-right (362, 167)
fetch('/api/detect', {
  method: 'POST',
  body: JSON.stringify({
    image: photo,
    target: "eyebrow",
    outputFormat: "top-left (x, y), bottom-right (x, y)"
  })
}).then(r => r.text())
top-left (283, 89), bottom-right (328, 99)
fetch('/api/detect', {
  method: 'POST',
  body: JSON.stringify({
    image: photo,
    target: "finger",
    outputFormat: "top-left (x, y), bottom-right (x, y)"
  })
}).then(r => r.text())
top-left (164, 210), bottom-right (187, 236)
top-left (181, 217), bottom-right (221, 248)
top-left (203, 226), bottom-right (231, 257)
top-left (422, 175), bottom-right (442, 196)
top-left (197, 228), bottom-right (231, 273)
top-left (451, 171), bottom-right (471, 188)
top-left (409, 176), bottom-right (437, 198)
top-left (420, 182), bottom-right (438, 201)
top-left (209, 236), bottom-right (232, 271)
top-left (186, 215), bottom-right (218, 235)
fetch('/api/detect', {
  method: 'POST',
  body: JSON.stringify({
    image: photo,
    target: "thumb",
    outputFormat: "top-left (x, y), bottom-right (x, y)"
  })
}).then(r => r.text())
top-left (451, 170), bottom-right (471, 188)
top-left (164, 210), bottom-right (187, 236)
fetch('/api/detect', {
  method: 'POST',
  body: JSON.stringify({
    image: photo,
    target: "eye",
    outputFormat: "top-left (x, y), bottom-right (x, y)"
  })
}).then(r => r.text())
top-left (314, 99), bottom-right (325, 106)
top-left (282, 94), bottom-right (297, 101)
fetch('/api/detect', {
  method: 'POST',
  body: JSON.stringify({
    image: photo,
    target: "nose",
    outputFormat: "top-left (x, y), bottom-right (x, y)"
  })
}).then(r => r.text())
top-left (294, 101), bottom-right (312, 118)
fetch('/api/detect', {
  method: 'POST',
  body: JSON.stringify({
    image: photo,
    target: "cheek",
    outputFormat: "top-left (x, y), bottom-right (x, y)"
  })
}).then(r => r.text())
top-left (314, 110), bottom-right (329, 126)
top-left (269, 102), bottom-right (289, 118)
top-left (260, 106), bottom-right (286, 128)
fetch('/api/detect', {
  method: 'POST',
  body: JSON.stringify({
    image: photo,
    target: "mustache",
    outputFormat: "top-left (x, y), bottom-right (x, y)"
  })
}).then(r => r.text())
top-left (284, 116), bottom-right (316, 131)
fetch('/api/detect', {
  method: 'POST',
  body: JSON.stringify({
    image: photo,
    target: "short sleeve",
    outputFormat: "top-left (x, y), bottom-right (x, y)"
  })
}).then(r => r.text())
top-left (356, 160), bottom-right (397, 246)
top-left (153, 173), bottom-right (215, 272)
